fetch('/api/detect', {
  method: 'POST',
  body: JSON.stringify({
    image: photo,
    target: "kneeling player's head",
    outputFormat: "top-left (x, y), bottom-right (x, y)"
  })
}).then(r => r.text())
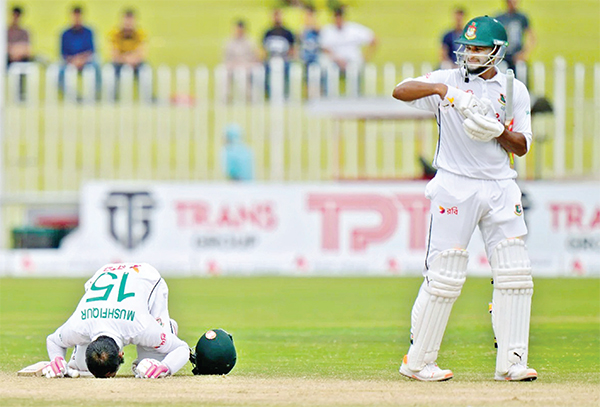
top-left (85, 335), bottom-right (124, 378)
top-left (190, 329), bottom-right (237, 375)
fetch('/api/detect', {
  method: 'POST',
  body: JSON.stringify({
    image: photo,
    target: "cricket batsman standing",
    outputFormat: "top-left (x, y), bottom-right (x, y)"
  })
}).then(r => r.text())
top-left (44, 263), bottom-right (189, 378)
top-left (392, 16), bottom-right (537, 381)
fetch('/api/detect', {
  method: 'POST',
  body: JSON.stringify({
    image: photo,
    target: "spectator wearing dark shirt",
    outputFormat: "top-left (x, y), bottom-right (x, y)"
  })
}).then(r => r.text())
top-left (262, 8), bottom-right (295, 97)
top-left (495, 0), bottom-right (536, 73)
top-left (263, 8), bottom-right (295, 62)
top-left (440, 7), bottom-right (465, 69)
top-left (59, 6), bottom-right (100, 95)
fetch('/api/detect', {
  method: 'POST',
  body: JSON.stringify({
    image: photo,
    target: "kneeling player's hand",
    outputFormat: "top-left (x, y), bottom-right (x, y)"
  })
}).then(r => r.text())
top-left (463, 109), bottom-right (504, 142)
top-left (134, 358), bottom-right (169, 379)
top-left (42, 356), bottom-right (68, 378)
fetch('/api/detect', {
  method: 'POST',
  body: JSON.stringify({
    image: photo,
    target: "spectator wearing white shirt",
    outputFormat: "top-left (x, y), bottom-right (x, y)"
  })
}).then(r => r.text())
top-left (319, 7), bottom-right (377, 72)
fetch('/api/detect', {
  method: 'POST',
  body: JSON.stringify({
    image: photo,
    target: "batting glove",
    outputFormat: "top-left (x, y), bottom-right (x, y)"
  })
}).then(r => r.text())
top-left (134, 358), bottom-right (169, 379)
top-left (463, 109), bottom-right (505, 142)
top-left (444, 86), bottom-right (489, 118)
top-left (42, 356), bottom-right (68, 378)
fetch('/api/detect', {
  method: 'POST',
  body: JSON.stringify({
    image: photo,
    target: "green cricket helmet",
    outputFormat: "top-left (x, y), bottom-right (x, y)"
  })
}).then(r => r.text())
top-left (190, 329), bottom-right (237, 375)
top-left (454, 16), bottom-right (508, 76)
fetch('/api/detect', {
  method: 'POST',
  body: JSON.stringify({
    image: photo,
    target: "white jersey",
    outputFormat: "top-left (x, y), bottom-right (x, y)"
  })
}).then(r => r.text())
top-left (49, 263), bottom-right (187, 359)
top-left (401, 68), bottom-right (532, 180)
top-left (320, 22), bottom-right (374, 65)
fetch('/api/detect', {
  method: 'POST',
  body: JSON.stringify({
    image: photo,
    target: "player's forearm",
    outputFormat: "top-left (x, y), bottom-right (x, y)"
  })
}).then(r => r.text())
top-left (392, 81), bottom-right (447, 102)
top-left (46, 332), bottom-right (68, 360)
top-left (497, 129), bottom-right (528, 157)
top-left (160, 344), bottom-right (190, 375)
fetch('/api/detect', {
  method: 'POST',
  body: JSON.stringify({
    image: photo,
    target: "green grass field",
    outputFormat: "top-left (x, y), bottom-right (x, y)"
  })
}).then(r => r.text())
top-left (1, 276), bottom-right (598, 384)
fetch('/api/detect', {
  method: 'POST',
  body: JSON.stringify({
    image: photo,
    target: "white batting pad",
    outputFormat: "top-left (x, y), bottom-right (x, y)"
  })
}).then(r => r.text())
top-left (407, 249), bottom-right (468, 371)
top-left (490, 238), bottom-right (533, 374)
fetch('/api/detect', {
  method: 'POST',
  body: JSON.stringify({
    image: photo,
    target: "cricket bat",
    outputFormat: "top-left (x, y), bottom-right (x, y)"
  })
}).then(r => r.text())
top-left (505, 69), bottom-right (515, 167)
top-left (17, 361), bottom-right (49, 377)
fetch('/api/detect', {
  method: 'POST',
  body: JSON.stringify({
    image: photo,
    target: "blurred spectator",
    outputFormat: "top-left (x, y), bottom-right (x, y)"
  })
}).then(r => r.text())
top-left (59, 6), bottom-right (100, 94)
top-left (495, 0), bottom-right (536, 73)
top-left (224, 20), bottom-right (260, 71)
top-left (262, 9), bottom-right (295, 97)
top-left (439, 7), bottom-right (465, 69)
top-left (109, 9), bottom-right (147, 76)
top-left (299, 5), bottom-right (320, 68)
top-left (7, 6), bottom-right (31, 65)
top-left (263, 8), bottom-right (296, 62)
top-left (319, 7), bottom-right (377, 72)
top-left (222, 124), bottom-right (254, 181)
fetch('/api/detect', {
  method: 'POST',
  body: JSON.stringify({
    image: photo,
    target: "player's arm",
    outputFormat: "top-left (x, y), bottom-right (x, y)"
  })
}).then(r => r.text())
top-left (496, 129), bottom-right (528, 157)
top-left (134, 322), bottom-right (190, 378)
top-left (392, 81), bottom-right (447, 102)
top-left (44, 324), bottom-right (86, 378)
top-left (47, 329), bottom-right (69, 361)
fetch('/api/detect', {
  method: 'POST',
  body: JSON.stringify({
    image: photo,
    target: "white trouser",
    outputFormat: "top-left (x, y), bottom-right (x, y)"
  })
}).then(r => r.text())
top-left (424, 169), bottom-right (527, 268)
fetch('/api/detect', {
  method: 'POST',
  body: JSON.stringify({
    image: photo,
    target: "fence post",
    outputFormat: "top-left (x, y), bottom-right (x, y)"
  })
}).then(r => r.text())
top-left (307, 64), bottom-right (322, 180)
top-left (553, 57), bottom-right (566, 178)
top-left (156, 65), bottom-right (172, 179)
top-left (175, 65), bottom-right (191, 180)
top-left (194, 66), bottom-right (209, 179)
top-left (251, 65), bottom-right (266, 180)
top-left (269, 58), bottom-right (285, 180)
top-left (594, 63), bottom-right (600, 175)
top-left (573, 63), bottom-right (585, 176)
top-left (532, 61), bottom-right (546, 179)
top-left (81, 65), bottom-right (98, 181)
top-left (137, 65), bottom-right (154, 179)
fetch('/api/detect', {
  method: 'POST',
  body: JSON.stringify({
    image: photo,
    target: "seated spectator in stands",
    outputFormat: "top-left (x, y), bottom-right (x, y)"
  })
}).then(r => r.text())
top-left (7, 6), bottom-right (31, 66)
top-left (495, 0), bottom-right (536, 74)
top-left (299, 5), bottom-right (320, 69)
top-left (319, 7), bottom-right (377, 73)
top-left (440, 7), bottom-right (465, 69)
top-left (224, 19), bottom-right (260, 71)
top-left (59, 6), bottom-right (100, 94)
top-left (224, 19), bottom-right (259, 102)
top-left (262, 8), bottom-right (295, 96)
top-left (109, 9), bottom-right (147, 76)
top-left (222, 124), bottom-right (254, 182)
top-left (262, 8), bottom-right (296, 63)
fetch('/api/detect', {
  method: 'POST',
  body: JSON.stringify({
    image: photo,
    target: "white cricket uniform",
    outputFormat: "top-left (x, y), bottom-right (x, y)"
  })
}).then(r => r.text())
top-left (400, 68), bottom-right (532, 267)
top-left (46, 263), bottom-right (189, 376)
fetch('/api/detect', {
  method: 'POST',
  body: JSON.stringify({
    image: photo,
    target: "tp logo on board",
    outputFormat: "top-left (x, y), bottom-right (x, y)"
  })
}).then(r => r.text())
top-left (105, 192), bottom-right (155, 249)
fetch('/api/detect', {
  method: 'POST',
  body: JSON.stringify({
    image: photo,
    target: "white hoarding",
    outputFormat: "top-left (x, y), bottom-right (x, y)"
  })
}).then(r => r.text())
top-left (3, 181), bottom-right (599, 277)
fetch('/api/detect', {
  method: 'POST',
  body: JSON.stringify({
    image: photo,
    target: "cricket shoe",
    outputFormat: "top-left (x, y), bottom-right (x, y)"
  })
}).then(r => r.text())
top-left (399, 355), bottom-right (454, 382)
top-left (495, 363), bottom-right (538, 381)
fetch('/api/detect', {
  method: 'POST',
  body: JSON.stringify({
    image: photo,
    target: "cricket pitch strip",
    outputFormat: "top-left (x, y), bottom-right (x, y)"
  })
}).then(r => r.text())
top-left (1, 372), bottom-right (598, 407)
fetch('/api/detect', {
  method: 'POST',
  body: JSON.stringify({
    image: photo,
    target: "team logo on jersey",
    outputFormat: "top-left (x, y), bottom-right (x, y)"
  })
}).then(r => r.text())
top-left (105, 191), bottom-right (155, 250)
top-left (439, 206), bottom-right (459, 215)
top-left (514, 204), bottom-right (523, 216)
top-left (498, 94), bottom-right (506, 106)
top-left (465, 22), bottom-right (477, 40)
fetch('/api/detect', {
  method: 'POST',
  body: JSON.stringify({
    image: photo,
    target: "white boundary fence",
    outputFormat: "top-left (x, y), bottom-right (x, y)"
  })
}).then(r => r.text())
top-left (3, 57), bottom-right (600, 197)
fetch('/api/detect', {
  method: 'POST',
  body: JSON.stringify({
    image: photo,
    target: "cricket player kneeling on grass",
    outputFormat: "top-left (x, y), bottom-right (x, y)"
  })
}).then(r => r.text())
top-left (44, 263), bottom-right (190, 379)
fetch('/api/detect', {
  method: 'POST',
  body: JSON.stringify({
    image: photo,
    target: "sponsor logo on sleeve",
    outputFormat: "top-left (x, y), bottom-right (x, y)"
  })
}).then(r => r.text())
top-left (154, 333), bottom-right (167, 349)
